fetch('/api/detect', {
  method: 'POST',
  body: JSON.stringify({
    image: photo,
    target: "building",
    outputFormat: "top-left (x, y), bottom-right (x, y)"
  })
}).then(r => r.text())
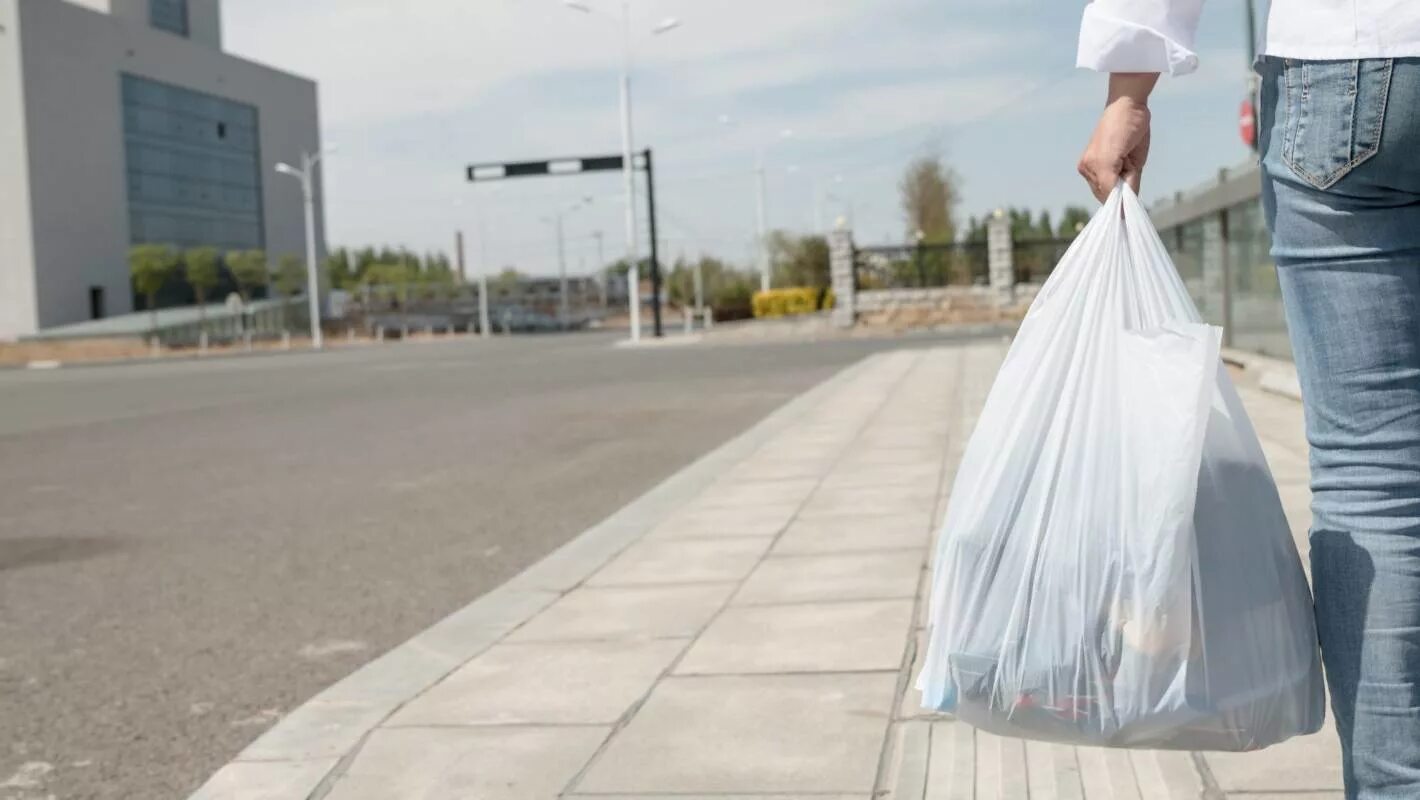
top-left (0, 0), bottom-right (324, 339)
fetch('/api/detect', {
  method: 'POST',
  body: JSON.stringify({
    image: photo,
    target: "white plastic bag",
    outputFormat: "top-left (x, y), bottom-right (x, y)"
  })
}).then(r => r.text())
top-left (916, 185), bottom-right (1325, 751)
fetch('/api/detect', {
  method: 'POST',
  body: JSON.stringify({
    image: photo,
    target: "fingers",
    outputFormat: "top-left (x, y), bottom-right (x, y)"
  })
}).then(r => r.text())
top-left (1077, 156), bottom-right (1117, 203)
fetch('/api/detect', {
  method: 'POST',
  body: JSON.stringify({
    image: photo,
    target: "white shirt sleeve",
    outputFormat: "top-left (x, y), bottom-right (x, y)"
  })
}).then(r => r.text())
top-left (1076, 0), bottom-right (1205, 76)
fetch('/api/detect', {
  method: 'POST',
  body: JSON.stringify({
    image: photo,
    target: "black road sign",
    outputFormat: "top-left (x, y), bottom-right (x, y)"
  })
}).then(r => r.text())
top-left (465, 150), bottom-right (664, 337)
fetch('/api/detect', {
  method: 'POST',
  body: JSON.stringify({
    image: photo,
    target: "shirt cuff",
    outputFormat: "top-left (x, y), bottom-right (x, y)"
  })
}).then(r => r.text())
top-left (1076, 5), bottom-right (1199, 77)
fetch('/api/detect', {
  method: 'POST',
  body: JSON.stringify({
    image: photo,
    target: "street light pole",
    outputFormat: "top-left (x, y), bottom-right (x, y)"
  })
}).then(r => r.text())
top-left (593, 230), bottom-right (607, 307)
top-left (556, 213), bottom-right (569, 329)
top-left (565, 1), bottom-right (681, 342)
top-left (721, 117), bottom-right (791, 294)
top-left (477, 209), bottom-right (492, 338)
top-left (617, 1), bottom-right (642, 342)
top-left (275, 148), bottom-right (333, 350)
top-left (755, 148), bottom-right (770, 293)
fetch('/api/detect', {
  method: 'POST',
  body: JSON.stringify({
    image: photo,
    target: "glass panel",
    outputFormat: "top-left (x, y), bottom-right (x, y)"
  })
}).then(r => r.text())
top-left (150, 0), bottom-right (189, 37)
top-left (120, 74), bottom-right (265, 252)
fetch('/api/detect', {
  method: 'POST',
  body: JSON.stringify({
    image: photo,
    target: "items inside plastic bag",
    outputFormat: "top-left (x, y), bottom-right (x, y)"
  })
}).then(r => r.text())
top-left (915, 185), bottom-right (1324, 751)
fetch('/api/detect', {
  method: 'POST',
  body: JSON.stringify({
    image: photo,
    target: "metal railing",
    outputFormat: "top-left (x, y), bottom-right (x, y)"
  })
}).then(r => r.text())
top-left (1012, 238), bottom-right (1074, 285)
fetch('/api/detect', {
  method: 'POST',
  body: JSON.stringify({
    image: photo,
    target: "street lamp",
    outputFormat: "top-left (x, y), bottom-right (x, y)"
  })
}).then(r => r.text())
top-left (543, 196), bottom-right (594, 330)
top-left (456, 187), bottom-right (501, 338)
top-left (564, 0), bottom-right (682, 342)
top-left (720, 115), bottom-right (794, 293)
top-left (275, 145), bottom-right (336, 350)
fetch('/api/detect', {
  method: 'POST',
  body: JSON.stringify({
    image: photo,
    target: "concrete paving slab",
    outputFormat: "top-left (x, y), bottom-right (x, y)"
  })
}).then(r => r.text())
top-left (387, 638), bottom-right (685, 726)
top-left (818, 462), bottom-right (943, 491)
top-left (574, 673), bottom-right (897, 795)
top-left (188, 759), bottom-right (340, 800)
top-left (925, 721), bottom-right (975, 800)
top-left (322, 725), bottom-right (609, 800)
top-left (507, 584), bottom-right (736, 643)
top-left (1204, 730), bottom-right (1344, 794)
top-left (238, 699), bottom-right (399, 763)
top-left (800, 487), bottom-right (938, 519)
top-left (644, 504), bottom-right (798, 540)
top-left (675, 599), bottom-right (914, 675)
top-left (734, 551), bottom-right (925, 605)
top-left (773, 514), bottom-right (932, 555)
top-left (836, 449), bottom-right (944, 469)
top-left (589, 537), bottom-right (772, 586)
top-left (975, 731), bottom-right (1030, 799)
top-left (566, 796), bottom-right (865, 799)
top-left (1130, 750), bottom-right (1204, 800)
top-left (722, 457), bottom-right (838, 482)
top-left (886, 721), bottom-right (930, 800)
top-left (1023, 740), bottom-right (1086, 800)
top-left (694, 477), bottom-right (821, 509)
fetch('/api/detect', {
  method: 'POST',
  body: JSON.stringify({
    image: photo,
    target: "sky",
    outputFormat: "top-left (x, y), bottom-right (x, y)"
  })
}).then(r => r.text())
top-left (224, 0), bottom-right (1258, 278)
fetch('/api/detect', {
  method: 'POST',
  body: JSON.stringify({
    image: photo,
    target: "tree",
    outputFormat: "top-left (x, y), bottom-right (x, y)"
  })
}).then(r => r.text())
top-left (767, 232), bottom-right (830, 289)
top-left (274, 254), bottom-right (306, 297)
top-left (354, 247), bottom-right (379, 283)
top-left (182, 246), bottom-right (221, 330)
top-left (130, 244), bottom-right (178, 334)
top-left (965, 216), bottom-right (987, 244)
top-left (324, 248), bottom-right (355, 289)
top-left (226, 249), bottom-right (268, 302)
top-left (1036, 210), bottom-right (1055, 241)
top-left (899, 155), bottom-right (960, 243)
top-left (1058, 206), bottom-right (1092, 239)
top-left (491, 267), bottom-right (525, 294)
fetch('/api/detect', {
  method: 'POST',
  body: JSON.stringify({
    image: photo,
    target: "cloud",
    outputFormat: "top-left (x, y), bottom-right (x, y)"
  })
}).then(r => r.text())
top-left (220, 1), bottom-right (1251, 270)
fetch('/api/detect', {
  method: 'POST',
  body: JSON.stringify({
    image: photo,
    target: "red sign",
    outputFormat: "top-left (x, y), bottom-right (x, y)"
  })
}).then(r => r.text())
top-left (1240, 99), bottom-right (1257, 149)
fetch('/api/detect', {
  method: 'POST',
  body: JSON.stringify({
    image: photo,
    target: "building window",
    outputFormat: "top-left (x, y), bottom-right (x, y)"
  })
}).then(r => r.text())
top-left (120, 74), bottom-right (265, 254)
top-left (150, 0), bottom-right (190, 37)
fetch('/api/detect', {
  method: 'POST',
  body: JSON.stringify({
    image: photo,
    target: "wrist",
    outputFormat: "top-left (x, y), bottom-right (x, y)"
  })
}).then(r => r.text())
top-left (1107, 72), bottom-right (1160, 107)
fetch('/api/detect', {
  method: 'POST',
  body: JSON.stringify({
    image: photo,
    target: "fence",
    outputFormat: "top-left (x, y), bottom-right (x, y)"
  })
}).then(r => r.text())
top-left (853, 242), bottom-right (989, 290)
top-left (1150, 161), bottom-right (1289, 360)
top-left (1012, 239), bottom-right (1074, 285)
top-left (26, 296), bottom-right (309, 348)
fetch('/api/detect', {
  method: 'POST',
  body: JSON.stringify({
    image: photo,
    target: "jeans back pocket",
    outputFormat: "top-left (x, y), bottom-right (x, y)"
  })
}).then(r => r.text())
top-left (1282, 59), bottom-right (1394, 190)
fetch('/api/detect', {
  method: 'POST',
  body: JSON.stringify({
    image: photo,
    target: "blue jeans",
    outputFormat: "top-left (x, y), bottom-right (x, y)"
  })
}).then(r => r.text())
top-left (1258, 56), bottom-right (1420, 798)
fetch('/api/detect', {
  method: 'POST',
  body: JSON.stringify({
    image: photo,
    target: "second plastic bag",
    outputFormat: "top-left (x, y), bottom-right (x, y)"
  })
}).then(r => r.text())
top-left (915, 185), bottom-right (1325, 751)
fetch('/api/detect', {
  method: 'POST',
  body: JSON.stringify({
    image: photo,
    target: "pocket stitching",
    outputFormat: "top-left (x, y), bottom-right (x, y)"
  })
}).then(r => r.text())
top-left (1282, 59), bottom-right (1394, 190)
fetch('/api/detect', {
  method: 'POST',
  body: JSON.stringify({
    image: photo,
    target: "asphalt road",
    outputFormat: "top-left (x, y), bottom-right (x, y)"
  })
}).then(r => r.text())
top-left (0, 333), bottom-right (956, 800)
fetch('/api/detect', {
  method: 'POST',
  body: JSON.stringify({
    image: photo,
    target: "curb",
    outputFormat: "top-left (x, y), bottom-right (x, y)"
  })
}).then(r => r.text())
top-left (188, 352), bottom-right (882, 800)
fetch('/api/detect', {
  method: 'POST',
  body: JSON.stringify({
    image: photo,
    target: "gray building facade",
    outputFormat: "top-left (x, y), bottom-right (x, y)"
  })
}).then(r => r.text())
top-left (0, 0), bottom-right (324, 339)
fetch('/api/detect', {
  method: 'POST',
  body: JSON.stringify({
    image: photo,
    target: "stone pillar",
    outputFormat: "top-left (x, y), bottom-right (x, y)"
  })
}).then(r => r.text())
top-left (829, 228), bottom-right (856, 328)
top-left (987, 211), bottom-right (1014, 302)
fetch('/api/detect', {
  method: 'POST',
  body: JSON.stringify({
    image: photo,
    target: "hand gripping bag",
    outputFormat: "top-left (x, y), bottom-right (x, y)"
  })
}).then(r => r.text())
top-left (916, 185), bottom-right (1324, 751)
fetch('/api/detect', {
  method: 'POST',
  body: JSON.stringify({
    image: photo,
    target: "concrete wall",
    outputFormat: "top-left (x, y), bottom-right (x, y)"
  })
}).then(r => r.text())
top-left (0, 0), bottom-right (39, 338)
top-left (8, 0), bottom-right (322, 335)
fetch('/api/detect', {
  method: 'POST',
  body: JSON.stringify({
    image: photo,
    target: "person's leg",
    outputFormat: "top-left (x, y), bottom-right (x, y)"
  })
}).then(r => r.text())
top-left (1258, 57), bottom-right (1420, 798)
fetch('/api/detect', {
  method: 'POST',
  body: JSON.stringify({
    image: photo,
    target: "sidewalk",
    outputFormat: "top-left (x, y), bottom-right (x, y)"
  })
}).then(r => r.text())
top-left (192, 343), bottom-right (1343, 800)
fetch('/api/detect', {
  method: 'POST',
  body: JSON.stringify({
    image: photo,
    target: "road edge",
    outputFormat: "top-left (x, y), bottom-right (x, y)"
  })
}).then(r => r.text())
top-left (187, 352), bottom-right (883, 800)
